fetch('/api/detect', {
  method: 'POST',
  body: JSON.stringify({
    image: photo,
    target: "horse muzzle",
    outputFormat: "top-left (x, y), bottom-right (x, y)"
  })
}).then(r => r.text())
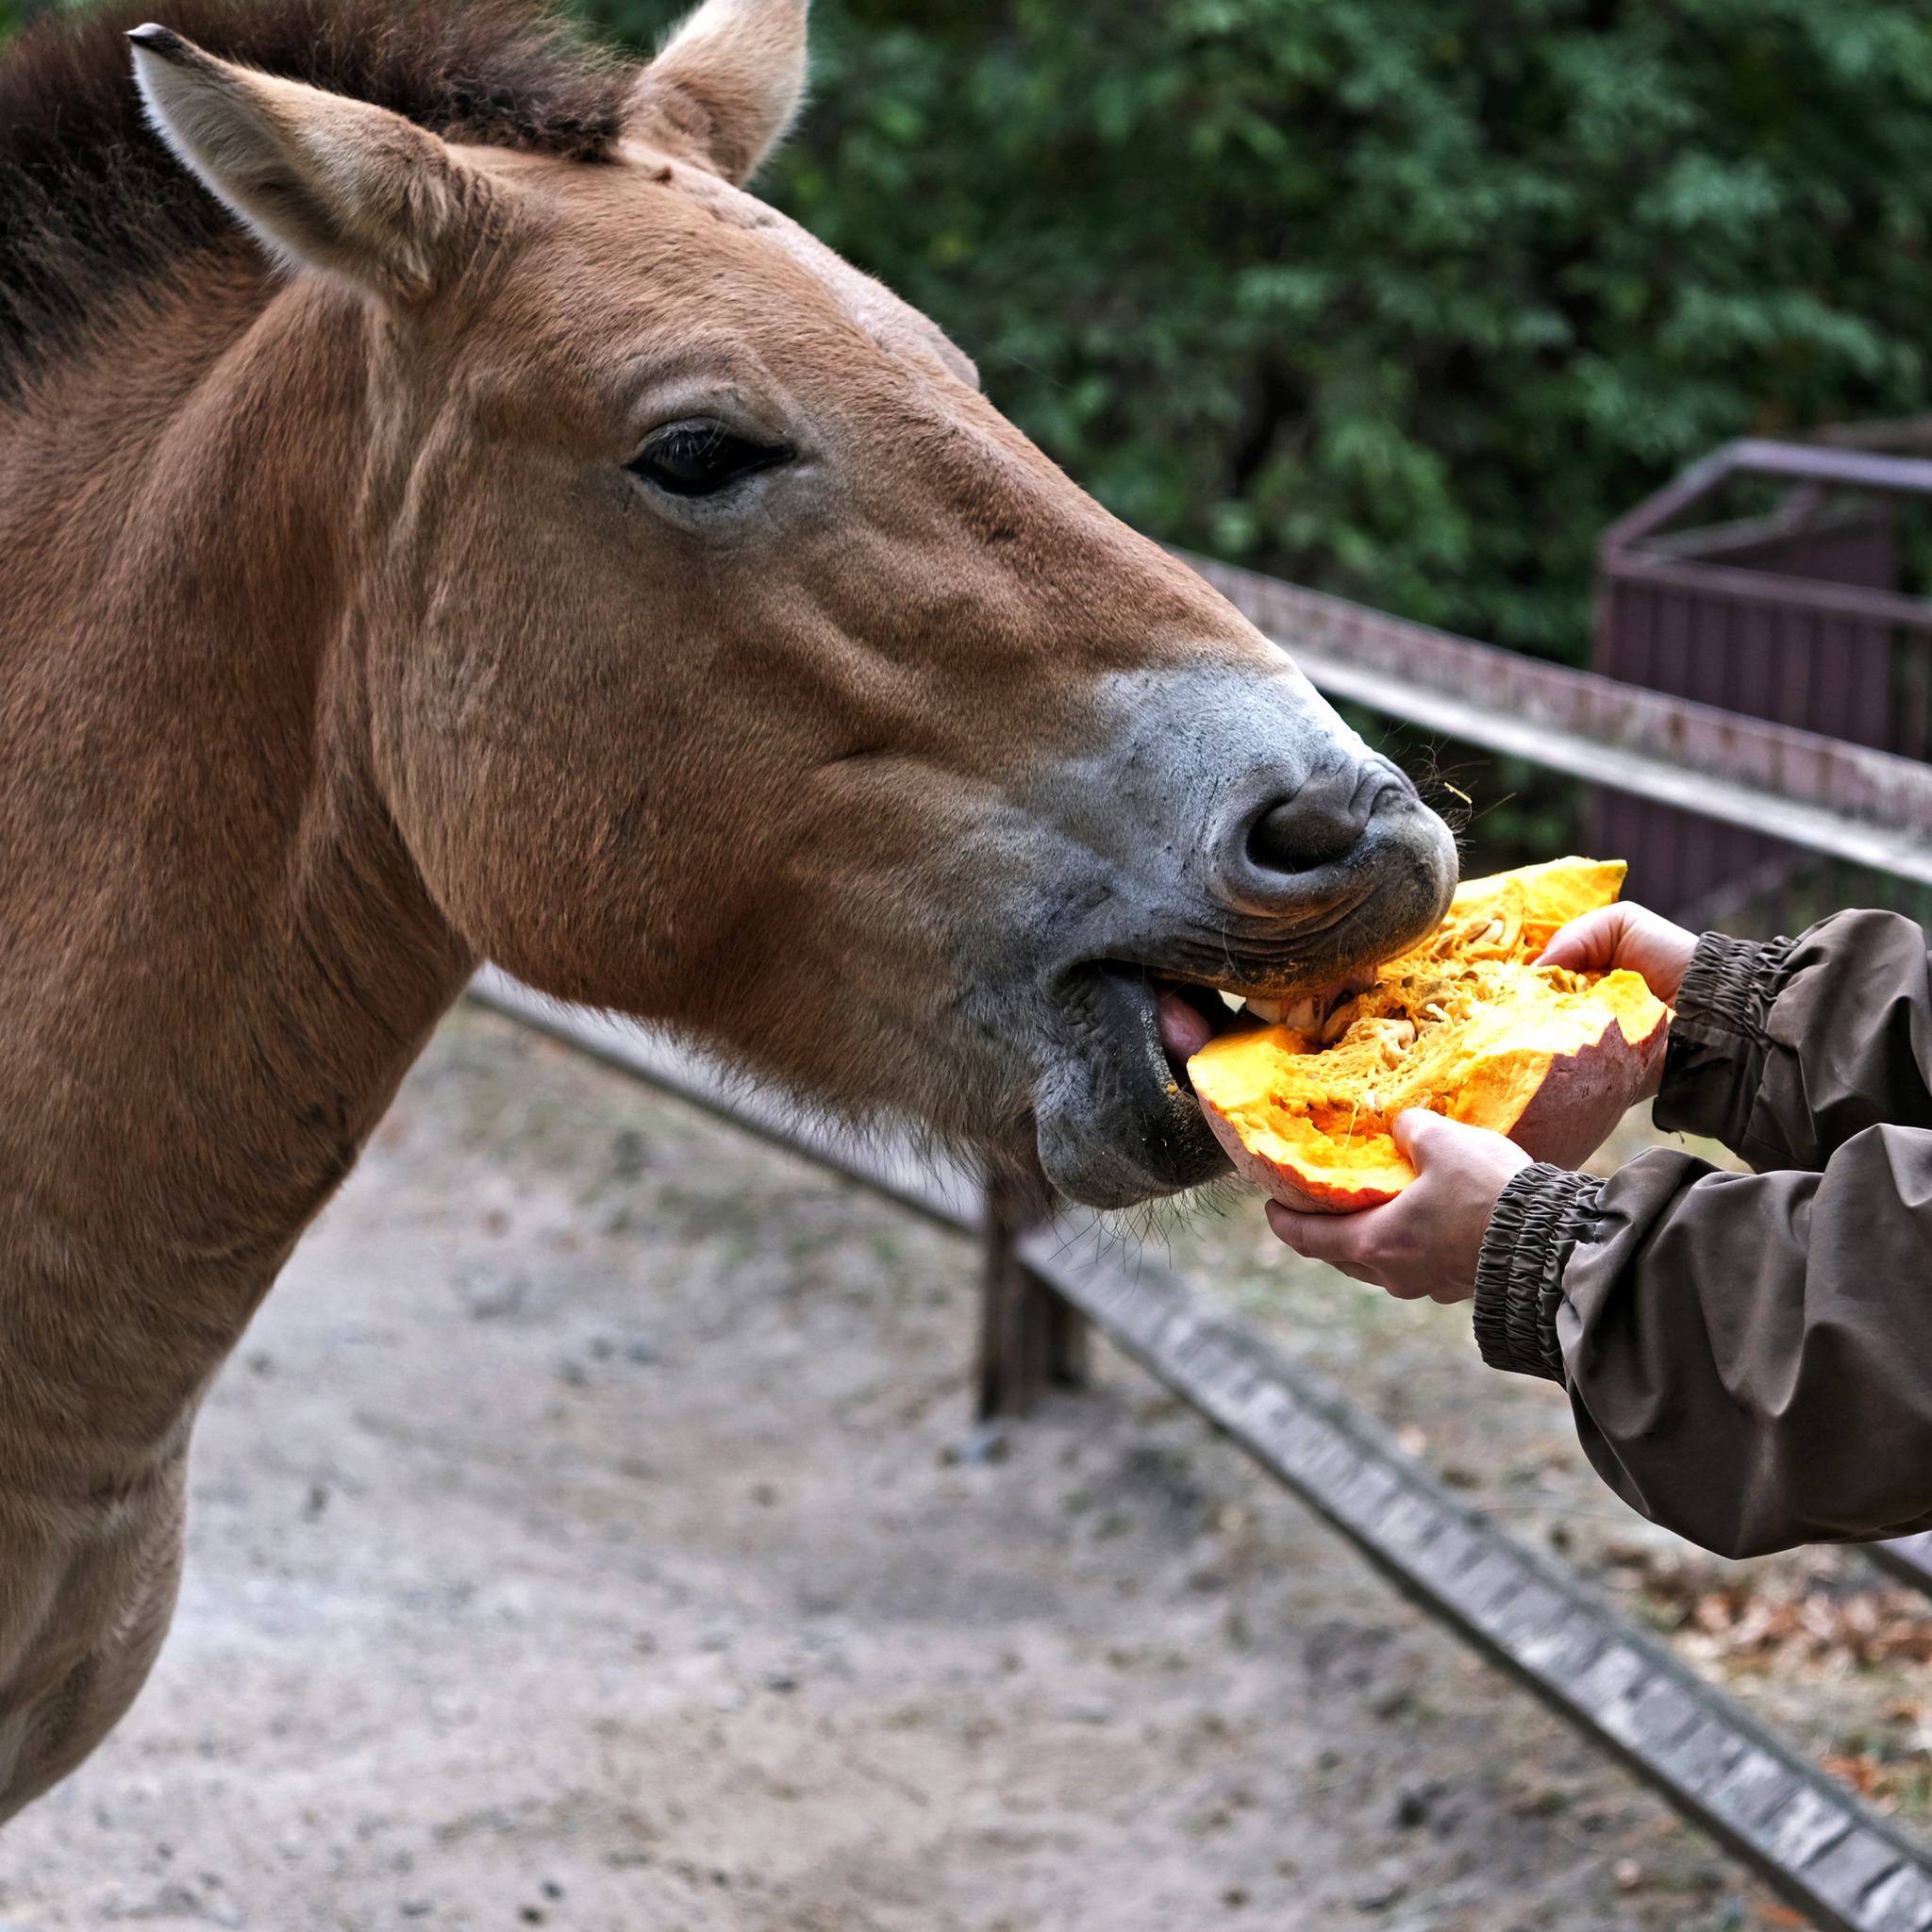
top-left (1018, 668), bottom-right (1457, 1208)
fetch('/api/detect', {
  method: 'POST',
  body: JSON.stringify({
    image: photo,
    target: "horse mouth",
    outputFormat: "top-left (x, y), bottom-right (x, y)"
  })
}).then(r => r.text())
top-left (1042, 935), bottom-right (1406, 1205)
top-left (1099, 963), bottom-right (1366, 1090)
top-left (1041, 959), bottom-right (1364, 1208)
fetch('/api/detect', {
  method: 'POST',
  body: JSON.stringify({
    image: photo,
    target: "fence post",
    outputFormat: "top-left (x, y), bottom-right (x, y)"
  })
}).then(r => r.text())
top-left (975, 1173), bottom-right (1087, 1418)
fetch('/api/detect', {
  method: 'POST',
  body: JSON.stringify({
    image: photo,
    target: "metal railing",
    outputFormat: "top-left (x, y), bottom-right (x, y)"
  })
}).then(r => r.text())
top-left (1179, 549), bottom-right (1932, 885)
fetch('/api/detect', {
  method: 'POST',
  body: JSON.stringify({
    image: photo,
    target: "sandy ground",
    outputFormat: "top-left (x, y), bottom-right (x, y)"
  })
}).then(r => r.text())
top-left (0, 1004), bottom-right (1858, 1929)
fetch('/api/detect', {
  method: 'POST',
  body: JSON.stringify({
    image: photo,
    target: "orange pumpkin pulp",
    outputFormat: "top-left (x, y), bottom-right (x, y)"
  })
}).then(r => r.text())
top-left (1187, 858), bottom-right (1670, 1212)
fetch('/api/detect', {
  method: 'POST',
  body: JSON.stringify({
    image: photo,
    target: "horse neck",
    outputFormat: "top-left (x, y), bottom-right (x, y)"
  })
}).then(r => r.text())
top-left (0, 277), bottom-right (473, 1476)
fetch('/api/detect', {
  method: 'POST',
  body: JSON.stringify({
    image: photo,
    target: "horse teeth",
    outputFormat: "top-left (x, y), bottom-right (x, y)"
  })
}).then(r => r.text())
top-left (1247, 993), bottom-right (1323, 1030)
top-left (1320, 1004), bottom-right (1357, 1047)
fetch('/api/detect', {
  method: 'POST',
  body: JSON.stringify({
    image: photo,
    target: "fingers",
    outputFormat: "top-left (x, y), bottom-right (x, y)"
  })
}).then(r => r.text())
top-left (1267, 1112), bottom-right (1528, 1304)
top-left (1536, 903), bottom-right (1629, 974)
top-left (1265, 1197), bottom-right (1355, 1264)
top-left (1264, 1200), bottom-right (1399, 1288)
top-left (1266, 1186), bottom-right (1429, 1299)
top-left (1538, 900), bottom-right (1697, 1004)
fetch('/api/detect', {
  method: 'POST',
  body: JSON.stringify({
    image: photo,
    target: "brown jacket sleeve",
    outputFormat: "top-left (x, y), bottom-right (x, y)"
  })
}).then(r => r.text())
top-left (1471, 910), bottom-right (1932, 1558)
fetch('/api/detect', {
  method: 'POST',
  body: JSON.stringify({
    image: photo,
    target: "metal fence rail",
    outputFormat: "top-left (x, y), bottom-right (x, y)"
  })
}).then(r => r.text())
top-left (474, 966), bottom-right (1932, 1932)
top-left (1181, 550), bottom-right (1932, 885)
top-left (1034, 1232), bottom-right (1932, 1932)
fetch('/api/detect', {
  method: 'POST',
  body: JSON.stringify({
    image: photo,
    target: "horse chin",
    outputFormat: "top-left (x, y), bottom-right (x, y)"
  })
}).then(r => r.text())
top-left (1031, 964), bottom-right (1233, 1210)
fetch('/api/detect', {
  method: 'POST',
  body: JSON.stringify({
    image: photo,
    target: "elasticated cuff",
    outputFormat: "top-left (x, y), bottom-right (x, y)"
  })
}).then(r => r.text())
top-left (1655, 931), bottom-right (1798, 1146)
top-left (1473, 1164), bottom-right (1605, 1383)
top-left (1673, 930), bottom-right (1797, 1046)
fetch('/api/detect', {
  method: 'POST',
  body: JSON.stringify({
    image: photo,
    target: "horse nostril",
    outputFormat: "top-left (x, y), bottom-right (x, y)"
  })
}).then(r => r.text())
top-left (1245, 767), bottom-right (1381, 876)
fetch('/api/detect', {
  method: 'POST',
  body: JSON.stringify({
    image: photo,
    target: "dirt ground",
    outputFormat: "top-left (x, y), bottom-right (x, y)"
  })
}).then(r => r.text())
top-left (0, 1003), bottom-right (1890, 1929)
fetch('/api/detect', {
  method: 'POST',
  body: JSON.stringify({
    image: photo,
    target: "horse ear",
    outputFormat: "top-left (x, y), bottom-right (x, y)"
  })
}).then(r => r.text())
top-left (626, 0), bottom-right (808, 186)
top-left (127, 25), bottom-right (481, 300)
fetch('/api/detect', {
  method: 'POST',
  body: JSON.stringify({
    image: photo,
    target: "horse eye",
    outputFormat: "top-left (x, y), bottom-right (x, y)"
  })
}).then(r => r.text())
top-left (628, 422), bottom-right (793, 497)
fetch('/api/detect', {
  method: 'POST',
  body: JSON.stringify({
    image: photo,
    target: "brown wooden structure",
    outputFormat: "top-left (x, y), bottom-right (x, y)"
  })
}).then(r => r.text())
top-left (1593, 440), bottom-right (1932, 922)
top-left (975, 1170), bottom-right (1086, 1418)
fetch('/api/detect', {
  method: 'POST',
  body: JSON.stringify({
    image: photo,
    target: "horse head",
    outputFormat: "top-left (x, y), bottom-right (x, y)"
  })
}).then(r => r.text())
top-left (131, 0), bottom-right (1456, 1209)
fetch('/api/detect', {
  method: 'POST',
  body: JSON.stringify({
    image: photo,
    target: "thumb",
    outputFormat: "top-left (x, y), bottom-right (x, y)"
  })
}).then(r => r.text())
top-left (1393, 1107), bottom-right (1517, 1168)
top-left (1392, 1107), bottom-right (1466, 1166)
top-left (1394, 1108), bottom-right (1537, 1200)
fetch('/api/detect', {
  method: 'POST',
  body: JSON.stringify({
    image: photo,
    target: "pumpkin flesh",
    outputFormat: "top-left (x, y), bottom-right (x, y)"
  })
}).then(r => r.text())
top-left (1187, 858), bottom-right (1669, 1212)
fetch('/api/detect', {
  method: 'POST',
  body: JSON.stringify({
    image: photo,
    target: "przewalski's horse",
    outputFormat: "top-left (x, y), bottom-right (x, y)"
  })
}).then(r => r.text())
top-left (0, 0), bottom-right (1455, 1820)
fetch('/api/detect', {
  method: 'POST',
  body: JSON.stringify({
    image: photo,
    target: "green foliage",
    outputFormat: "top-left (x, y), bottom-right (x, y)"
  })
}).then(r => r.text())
top-left (587, 0), bottom-right (1932, 662)
top-left (5, 0), bottom-right (107, 39)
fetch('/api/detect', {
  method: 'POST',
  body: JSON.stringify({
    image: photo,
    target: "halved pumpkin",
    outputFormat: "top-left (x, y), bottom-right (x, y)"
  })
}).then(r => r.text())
top-left (1188, 858), bottom-right (1669, 1213)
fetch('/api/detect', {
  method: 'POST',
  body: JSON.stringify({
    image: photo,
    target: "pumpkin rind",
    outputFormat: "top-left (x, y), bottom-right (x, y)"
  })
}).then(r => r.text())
top-left (1188, 858), bottom-right (1669, 1213)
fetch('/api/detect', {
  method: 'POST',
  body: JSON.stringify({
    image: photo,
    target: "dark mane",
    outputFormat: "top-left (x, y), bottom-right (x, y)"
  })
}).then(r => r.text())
top-left (0, 0), bottom-right (631, 400)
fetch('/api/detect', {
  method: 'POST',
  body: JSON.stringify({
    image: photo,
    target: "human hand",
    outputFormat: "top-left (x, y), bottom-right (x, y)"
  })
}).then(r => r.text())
top-left (1538, 901), bottom-right (1696, 1006)
top-left (1264, 1110), bottom-right (1532, 1304)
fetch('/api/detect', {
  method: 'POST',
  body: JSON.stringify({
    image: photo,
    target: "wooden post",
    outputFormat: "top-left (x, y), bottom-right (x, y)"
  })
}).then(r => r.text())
top-left (975, 1173), bottom-right (1087, 1419)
